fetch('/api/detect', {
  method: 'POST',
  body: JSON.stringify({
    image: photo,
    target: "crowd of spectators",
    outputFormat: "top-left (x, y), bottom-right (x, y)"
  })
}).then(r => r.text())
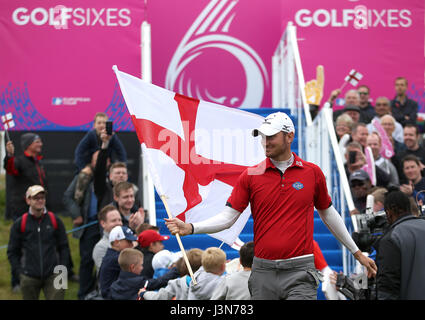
top-left (326, 77), bottom-right (425, 217)
top-left (3, 76), bottom-right (425, 301)
top-left (3, 111), bottom-right (262, 301)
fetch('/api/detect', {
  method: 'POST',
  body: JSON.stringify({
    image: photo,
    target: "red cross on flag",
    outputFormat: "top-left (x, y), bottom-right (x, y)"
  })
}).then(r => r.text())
top-left (344, 69), bottom-right (363, 87)
top-left (1, 113), bottom-right (15, 130)
top-left (113, 66), bottom-right (265, 246)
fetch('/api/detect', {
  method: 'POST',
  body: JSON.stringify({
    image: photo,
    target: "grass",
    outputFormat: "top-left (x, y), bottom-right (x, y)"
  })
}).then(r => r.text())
top-left (0, 174), bottom-right (81, 300)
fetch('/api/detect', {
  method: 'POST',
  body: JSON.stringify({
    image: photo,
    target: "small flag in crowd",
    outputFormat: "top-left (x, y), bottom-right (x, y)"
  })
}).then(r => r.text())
top-left (344, 69), bottom-right (363, 87)
top-left (1, 113), bottom-right (15, 130)
top-left (230, 237), bottom-right (245, 251)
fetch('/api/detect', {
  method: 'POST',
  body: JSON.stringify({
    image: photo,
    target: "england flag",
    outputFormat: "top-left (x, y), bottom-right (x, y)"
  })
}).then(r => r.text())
top-left (344, 69), bottom-right (363, 87)
top-left (113, 66), bottom-right (265, 246)
top-left (1, 113), bottom-right (15, 130)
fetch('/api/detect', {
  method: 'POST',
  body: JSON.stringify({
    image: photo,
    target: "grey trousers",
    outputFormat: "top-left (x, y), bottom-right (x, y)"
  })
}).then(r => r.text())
top-left (248, 255), bottom-right (321, 300)
top-left (20, 274), bottom-right (65, 300)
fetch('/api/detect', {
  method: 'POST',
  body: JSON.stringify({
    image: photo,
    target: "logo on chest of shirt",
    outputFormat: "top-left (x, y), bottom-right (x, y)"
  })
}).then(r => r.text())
top-left (292, 182), bottom-right (304, 190)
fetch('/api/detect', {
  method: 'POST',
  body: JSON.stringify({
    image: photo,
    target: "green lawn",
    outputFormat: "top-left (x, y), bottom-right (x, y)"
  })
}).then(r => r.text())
top-left (0, 174), bottom-right (81, 300)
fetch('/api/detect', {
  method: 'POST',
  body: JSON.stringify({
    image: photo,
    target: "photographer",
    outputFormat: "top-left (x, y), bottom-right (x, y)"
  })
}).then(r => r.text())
top-left (375, 190), bottom-right (425, 299)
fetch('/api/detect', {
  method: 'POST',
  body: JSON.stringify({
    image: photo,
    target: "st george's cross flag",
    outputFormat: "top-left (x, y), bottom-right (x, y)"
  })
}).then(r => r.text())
top-left (113, 66), bottom-right (266, 246)
top-left (344, 69), bottom-right (363, 87)
top-left (1, 113), bottom-right (15, 130)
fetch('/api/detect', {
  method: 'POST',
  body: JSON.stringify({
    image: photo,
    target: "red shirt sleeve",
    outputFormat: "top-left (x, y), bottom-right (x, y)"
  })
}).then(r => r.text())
top-left (313, 165), bottom-right (332, 210)
top-left (313, 240), bottom-right (328, 270)
top-left (226, 169), bottom-right (250, 213)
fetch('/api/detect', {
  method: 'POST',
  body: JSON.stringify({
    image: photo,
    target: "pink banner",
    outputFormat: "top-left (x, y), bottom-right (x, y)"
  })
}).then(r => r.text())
top-left (288, 1), bottom-right (425, 111)
top-left (0, 0), bottom-right (144, 130)
top-left (372, 119), bottom-right (395, 159)
top-left (1, 0), bottom-right (424, 130)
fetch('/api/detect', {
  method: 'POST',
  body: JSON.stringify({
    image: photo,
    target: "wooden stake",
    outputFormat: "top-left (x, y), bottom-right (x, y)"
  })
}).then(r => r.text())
top-left (160, 195), bottom-right (197, 285)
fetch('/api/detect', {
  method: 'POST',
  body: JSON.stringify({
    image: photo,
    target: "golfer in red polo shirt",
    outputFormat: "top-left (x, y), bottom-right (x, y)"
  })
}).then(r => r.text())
top-left (166, 112), bottom-right (376, 300)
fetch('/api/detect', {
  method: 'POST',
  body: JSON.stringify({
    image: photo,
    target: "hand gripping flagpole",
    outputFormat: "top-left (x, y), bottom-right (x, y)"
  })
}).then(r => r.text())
top-left (160, 195), bottom-right (197, 285)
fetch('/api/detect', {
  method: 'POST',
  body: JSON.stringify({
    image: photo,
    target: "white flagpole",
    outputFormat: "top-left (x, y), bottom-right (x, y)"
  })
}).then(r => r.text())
top-left (160, 195), bottom-right (197, 285)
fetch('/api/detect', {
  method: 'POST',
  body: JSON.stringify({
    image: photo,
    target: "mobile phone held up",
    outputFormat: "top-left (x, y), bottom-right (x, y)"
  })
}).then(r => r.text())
top-left (349, 151), bottom-right (357, 164)
top-left (106, 121), bottom-right (113, 135)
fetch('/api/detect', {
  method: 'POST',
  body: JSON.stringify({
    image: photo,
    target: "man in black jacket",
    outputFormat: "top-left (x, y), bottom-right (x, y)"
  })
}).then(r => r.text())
top-left (375, 190), bottom-right (425, 299)
top-left (7, 185), bottom-right (70, 300)
top-left (4, 133), bottom-right (48, 221)
top-left (391, 77), bottom-right (418, 127)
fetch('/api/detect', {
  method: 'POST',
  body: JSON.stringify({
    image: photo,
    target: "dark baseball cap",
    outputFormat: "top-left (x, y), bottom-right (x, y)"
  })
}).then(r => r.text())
top-left (349, 170), bottom-right (370, 182)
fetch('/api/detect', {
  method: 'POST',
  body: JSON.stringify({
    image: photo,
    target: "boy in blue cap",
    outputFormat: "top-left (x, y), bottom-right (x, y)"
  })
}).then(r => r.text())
top-left (98, 225), bottom-right (137, 298)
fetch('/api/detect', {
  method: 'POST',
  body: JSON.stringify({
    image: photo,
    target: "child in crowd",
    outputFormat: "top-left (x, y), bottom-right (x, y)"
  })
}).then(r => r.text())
top-left (135, 223), bottom-right (159, 235)
top-left (152, 250), bottom-right (182, 279)
top-left (137, 229), bottom-right (170, 278)
top-left (109, 248), bottom-right (180, 300)
top-left (140, 248), bottom-right (203, 300)
top-left (109, 248), bottom-right (144, 300)
top-left (187, 247), bottom-right (226, 300)
top-left (98, 225), bottom-right (137, 299)
top-left (211, 241), bottom-right (254, 300)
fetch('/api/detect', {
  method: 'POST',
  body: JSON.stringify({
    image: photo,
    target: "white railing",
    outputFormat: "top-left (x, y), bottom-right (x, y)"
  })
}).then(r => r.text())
top-left (306, 105), bottom-right (358, 275)
top-left (272, 22), bottom-right (312, 159)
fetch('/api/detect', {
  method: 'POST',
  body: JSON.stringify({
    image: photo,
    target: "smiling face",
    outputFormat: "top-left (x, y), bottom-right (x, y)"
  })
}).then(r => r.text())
top-left (26, 192), bottom-right (46, 214)
top-left (261, 131), bottom-right (294, 161)
top-left (26, 138), bottom-right (43, 155)
top-left (403, 160), bottom-right (422, 183)
top-left (114, 187), bottom-right (135, 213)
top-left (336, 121), bottom-right (351, 138)
top-left (101, 209), bottom-right (123, 233)
top-left (403, 126), bottom-right (419, 150)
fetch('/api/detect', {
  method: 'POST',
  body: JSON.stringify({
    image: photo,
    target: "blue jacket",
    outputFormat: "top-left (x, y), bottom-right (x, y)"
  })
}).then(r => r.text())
top-left (74, 129), bottom-right (127, 172)
top-left (99, 248), bottom-right (121, 299)
top-left (109, 267), bottom-right (180, 300)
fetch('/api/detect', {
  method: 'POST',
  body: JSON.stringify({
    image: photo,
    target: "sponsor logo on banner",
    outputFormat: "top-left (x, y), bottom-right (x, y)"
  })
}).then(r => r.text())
top-left (166, 0), bottom-right (269, 109)
top-left (294, 6), bottom-right (412, 28)
top-left (52, 97), bottom-right (91, 106)
top-left (12, 6), bottom-right (132, 28)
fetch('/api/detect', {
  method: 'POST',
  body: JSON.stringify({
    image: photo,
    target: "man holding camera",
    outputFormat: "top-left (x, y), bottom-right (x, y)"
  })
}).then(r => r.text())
top-left (375, 190), bottom-right (425, 299)
top-left (74, 112), bottom-right (127, 173)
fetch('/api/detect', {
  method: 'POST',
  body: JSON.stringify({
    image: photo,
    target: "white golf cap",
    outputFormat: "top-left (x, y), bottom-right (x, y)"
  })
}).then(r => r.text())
top-left (152, 250), bottom-right (182, 270)
top-left (252, 112), bottom-right (295, 137)
top-left (109, 225), bottom-right (137, 243)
